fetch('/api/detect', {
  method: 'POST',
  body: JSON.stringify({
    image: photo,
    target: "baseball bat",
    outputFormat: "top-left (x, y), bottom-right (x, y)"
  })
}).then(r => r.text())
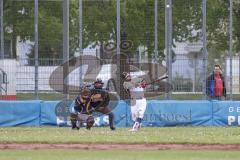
top-left (146, 75), bottom-right (168, 85)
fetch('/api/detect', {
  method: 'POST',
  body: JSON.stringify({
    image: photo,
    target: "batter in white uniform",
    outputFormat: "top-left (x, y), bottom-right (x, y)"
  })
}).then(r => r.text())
top-left (122, 72), bottom-right (147, 131)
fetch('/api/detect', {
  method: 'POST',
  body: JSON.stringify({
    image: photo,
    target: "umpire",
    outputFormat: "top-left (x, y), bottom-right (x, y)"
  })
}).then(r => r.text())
top-left (90, 79), bottom-right (116, 130)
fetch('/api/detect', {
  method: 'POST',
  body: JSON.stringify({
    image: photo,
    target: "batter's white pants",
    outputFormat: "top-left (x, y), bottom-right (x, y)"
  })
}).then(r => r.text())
top-left (131, 98), bottom-right (147, 122)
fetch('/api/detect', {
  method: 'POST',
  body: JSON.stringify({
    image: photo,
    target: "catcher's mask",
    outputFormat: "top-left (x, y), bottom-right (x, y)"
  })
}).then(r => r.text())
top-left (81, 88), bottom-right (91, 99)
top-left (94, 79), bottom-right (104, 89)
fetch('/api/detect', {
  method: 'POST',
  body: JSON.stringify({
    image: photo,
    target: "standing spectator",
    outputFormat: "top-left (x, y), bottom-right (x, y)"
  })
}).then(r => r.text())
top-left (206, 64), bottom-right (226, 100)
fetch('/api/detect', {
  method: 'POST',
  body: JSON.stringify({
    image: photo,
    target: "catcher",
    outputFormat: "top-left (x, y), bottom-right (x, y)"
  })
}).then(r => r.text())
top-left (90, 79), bottom-right (116, 130)
top-left (70, 87), bottom-right (95, 130)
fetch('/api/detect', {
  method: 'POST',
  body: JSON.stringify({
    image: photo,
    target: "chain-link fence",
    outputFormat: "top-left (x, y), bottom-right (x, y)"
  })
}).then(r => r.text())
top-left (0, 0), bottom-right (239, 100)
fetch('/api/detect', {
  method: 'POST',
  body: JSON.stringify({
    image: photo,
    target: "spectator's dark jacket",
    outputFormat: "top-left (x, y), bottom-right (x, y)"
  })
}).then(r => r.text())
top-left (206, 73), bottom-right (226, 98)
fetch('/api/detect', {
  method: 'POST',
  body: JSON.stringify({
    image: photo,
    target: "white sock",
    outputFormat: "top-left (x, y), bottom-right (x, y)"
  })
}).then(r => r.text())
top-left (132, 122), bottom-right (139, 130)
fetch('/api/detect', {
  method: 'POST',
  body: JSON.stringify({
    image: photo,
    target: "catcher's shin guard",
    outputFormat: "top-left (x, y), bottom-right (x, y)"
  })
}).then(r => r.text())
top-left (70, 113), bottom-right (79, 130)
top-left (86, 116), bottom-right (95, 130)
top-left (108, 112), bottom-right (115, 130)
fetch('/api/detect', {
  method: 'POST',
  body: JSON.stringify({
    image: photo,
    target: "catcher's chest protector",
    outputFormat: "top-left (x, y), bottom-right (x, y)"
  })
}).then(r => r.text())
top-left (91, 89), bottom-right (110, 107)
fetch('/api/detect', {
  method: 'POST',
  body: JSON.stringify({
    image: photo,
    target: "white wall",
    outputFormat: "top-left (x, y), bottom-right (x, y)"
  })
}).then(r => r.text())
top-left (226, 57), bottom-right (240, 93)
top-left (0, 59), bottom-right (17, 95)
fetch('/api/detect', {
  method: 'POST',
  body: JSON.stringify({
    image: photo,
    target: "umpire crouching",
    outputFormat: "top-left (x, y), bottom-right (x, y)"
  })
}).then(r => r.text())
top-left (90, 79), bottom-right (116, 130)
top-left (70, 88), bottom-right (95, 130)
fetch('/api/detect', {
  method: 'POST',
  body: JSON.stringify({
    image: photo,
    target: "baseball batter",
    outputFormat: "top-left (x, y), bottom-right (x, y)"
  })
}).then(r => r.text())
top-left (122, 72), bottom-right (147, 131)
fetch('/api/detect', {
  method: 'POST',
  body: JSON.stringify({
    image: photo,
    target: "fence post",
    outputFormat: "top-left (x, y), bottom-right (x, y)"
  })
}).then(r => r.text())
top-left (63, 0), bottom-right (69, 99)
top-left (0, 0), bottom-right (3, 59)
top-left (153, 0), bottom-right (159, 80)
top-left (79, 0), bottom-right (83, 87)
top-left (154, 0), bottom-right (158, 62)
top-left (165, 0), bottom-right (172, 99)
top-left (239, 55), bottom-right (240, 93)
top-left (34, 0), bottom-right (39, 99)
top-left (202, 0), bottom-right (208, 99)
top-left (116, 0), bottom-right (121, 97)
top-left (229, 0), bottom-right (233, 100)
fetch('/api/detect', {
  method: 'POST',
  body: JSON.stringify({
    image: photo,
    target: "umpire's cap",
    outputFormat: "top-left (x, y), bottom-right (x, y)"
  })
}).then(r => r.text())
top-left (94, 78), bottom-right (104, 84)
top-left (94, 78), bottom-right (104, 89)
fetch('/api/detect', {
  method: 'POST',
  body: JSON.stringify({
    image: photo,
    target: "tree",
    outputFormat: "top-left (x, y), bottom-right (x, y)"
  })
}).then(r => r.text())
top-left (3, 0), bottom-right (63, 61)
top-left (4, 1), bottom-right (34, 58)
top-left (172, 0), bottom-right (240, 73)
top-left (4, 0), bottom-right (240, 67)
top-left (28, 1), bottom-right (63, 62)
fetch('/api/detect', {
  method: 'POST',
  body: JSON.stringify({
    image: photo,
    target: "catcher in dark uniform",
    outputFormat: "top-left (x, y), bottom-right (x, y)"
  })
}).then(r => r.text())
top-left (90, 79), bottom-right (116, 130)
top-left (70, 88), bottom-right (95, 130)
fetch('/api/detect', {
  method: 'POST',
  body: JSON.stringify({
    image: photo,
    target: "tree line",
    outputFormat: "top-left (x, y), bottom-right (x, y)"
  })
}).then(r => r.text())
top-left (3, 0), bottom-right (240, 68)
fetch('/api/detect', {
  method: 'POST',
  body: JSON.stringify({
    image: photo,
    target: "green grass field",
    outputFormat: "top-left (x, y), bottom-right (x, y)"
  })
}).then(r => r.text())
top-left (0, 150), bottom-right (240, 160)
top-left (16, 93), bottom-right (240, 100)
top-left (0, 126), bottom-right (240, 144)
top-left (1, 127), bottom-right (240, 160)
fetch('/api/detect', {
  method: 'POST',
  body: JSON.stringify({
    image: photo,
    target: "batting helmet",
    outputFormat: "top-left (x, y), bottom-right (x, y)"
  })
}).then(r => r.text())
top-left (122, 72), bottom-right (130, 79)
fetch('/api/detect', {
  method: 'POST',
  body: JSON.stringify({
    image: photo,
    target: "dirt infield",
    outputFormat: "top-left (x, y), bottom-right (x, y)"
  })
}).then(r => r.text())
top-left (1, 143), bottom-right (240, 150)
